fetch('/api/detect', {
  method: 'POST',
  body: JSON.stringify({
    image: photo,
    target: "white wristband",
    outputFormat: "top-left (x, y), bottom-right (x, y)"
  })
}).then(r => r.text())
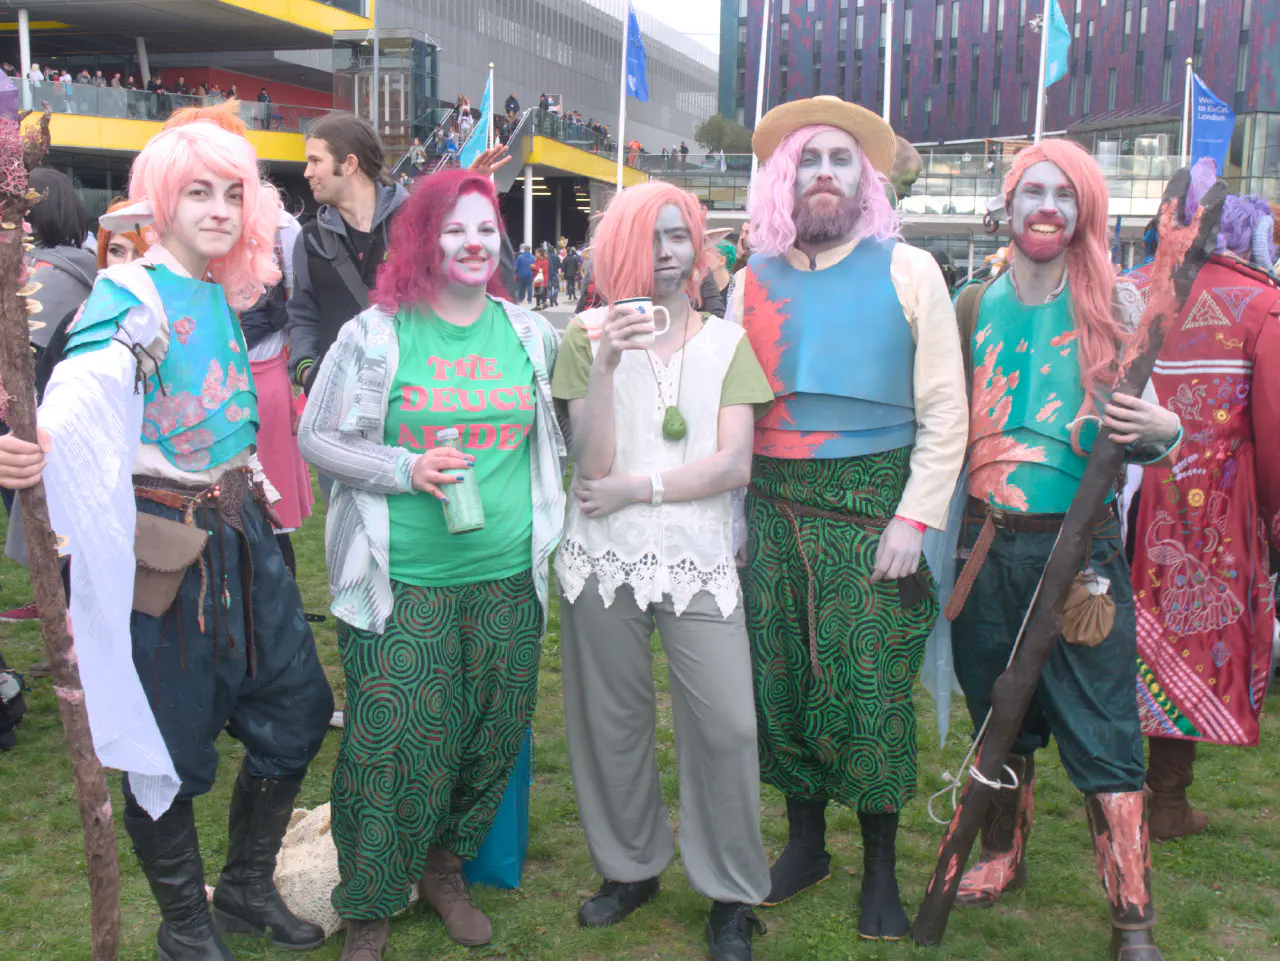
top-left (649, 472), bottom-right (664, 506)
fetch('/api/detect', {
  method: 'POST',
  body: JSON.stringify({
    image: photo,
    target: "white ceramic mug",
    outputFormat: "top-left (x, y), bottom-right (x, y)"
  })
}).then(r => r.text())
top-left (614, 297), bottom-right (671, 346)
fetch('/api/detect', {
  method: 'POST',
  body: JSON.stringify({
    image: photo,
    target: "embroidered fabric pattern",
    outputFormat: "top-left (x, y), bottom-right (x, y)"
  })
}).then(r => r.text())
top-left (555, 540), bottom-right (741, 618)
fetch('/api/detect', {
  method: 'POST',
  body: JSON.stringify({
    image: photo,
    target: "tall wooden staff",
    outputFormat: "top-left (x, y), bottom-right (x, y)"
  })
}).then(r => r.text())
top-left (912, 167), bottom-right (1226, 946)
top-left (1, 107), bottom-right (121, 960)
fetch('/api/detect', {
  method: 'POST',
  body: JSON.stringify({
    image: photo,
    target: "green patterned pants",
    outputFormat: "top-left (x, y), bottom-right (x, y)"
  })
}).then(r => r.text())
top-left (331, 571), bottom-right (542, 919)
top-left (742, 450), bottom-right (938, 814)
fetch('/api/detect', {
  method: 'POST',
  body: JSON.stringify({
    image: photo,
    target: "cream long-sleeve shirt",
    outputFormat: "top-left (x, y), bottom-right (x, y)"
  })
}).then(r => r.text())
top-left (727, 239), bottom-right (969, 530)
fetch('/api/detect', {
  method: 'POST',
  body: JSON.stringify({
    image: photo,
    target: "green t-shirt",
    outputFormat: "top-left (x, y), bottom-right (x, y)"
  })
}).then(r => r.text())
top-left (551, 316), bottom-right (774, 417)
top-left (385, 301), bottom-right (535, 586)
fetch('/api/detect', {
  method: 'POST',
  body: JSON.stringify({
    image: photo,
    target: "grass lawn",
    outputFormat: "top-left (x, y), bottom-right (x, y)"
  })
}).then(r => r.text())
top-left (0, 481), bottom-right (1278, 961)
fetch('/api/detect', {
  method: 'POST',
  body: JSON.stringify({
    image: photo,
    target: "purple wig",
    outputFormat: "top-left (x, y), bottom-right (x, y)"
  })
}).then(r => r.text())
top-left (746, 123), bottom-right (901, 258)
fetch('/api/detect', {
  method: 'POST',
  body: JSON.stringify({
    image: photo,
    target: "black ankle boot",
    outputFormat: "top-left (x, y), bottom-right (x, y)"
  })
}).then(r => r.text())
top-left (123, 796), bottom-right (233, 961)
top-left (762, 796), bottom-right (831, 906)
top-left (577, 878), bottom-right (660, 927)
top-left (210, 765), bottom-right (325, 950)
top-left (705, 901), bottom-right (766, 961)
top-left (856, 811), bottom-right (909, 941)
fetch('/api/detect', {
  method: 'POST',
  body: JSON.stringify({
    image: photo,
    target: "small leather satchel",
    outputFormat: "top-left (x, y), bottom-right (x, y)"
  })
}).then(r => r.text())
top-left (133, 513), bottom-right (209, 617)
top-left (1061, 568), bottom-right (1116, 647)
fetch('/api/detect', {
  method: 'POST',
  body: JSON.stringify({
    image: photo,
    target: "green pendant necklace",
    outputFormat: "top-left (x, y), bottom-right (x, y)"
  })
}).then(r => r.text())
top-left (647, 311), bottom-right (694, 441)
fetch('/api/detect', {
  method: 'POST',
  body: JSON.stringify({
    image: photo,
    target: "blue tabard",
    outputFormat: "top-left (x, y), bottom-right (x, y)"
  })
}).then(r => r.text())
top-left (66, 264), bottom-right (259, 473)
top-left (742, 239), bottom-right (917, 459)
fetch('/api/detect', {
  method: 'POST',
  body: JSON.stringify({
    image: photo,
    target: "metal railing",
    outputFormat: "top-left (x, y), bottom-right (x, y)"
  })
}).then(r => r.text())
top-left (17, 80), bottom-right (329, 134)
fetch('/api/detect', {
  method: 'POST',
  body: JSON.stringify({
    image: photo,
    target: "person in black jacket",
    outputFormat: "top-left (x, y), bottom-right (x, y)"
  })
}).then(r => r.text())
top-left (504, 92), bottom-right (520, 121)
top-left (561, 246), bottom-right (581, 300)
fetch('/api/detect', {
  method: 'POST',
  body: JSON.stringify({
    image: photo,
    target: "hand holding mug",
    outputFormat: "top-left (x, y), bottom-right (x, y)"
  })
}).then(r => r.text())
top-left (594, 300), bottom-right (669, 370)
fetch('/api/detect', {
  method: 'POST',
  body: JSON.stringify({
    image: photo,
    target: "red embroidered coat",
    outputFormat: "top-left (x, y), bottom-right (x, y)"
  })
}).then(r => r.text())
top-left (1129, 255), bottom-right (1280, 746)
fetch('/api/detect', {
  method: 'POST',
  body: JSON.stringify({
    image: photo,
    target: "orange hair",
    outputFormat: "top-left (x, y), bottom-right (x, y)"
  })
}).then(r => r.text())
top-left (1004, 140), bottom-right (1125, 449)
top-left (591, 181), bottom-right (709, 306)
top-left (164, 98), bottom-right (248, 137)
top-left (96, 197), bottom-right (151, 271)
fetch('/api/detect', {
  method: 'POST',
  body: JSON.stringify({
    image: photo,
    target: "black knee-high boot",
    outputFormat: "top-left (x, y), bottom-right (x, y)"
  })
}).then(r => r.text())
top-left (762, 796), bottom-right (831, 906)
top-left (210, 763), bottom-right (325, 950)
top-left (123, 792), bottom-right (233, 961)
top-left (856, 811), bottom-right (908, 941)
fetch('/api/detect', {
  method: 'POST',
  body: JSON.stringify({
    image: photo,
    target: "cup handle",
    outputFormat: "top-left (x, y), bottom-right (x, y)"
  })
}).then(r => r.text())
top-left (651, 306), bottom-right (671, 335)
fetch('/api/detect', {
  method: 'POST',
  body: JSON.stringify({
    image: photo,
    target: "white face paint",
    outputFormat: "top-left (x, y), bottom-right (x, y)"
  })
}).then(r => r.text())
top-left (1009, 159), bottom-right (1079, 263)
top-left (794, 128), bottom-right (863, 211)
top-left (440, 191), bottom-right (502, 288)
top-left (651, 202), bottom-right (695, 296)
top-left (165, 172), bottom-right (243, 268)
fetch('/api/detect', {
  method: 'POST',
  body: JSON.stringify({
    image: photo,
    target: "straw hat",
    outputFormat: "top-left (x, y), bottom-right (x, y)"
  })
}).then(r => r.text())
top-left (752, 96), bottom-right (896, 175)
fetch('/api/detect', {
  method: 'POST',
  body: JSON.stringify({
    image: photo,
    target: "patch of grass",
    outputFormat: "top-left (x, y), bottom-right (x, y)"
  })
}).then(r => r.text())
top-left (1, 482), bottom-right (1278, 960)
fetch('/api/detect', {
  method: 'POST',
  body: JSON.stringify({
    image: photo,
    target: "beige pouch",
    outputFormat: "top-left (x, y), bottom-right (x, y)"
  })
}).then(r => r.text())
top-left (133, 513), bottom-right (209, 617)
top-left (1062, 568), bottom-right (1115, 646)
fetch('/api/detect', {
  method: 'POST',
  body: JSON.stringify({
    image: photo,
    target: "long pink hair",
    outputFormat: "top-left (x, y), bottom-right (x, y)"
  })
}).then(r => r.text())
top-left (746, 124), bottom-right (901, 257)
top-left (1004, 139), bottom-right (1124, 438)
top-left (128, 122), bottom-right (281, 310)
top-left (371, 169), bottom-right (508, 313)
top-left (591, 181), bottom-right (709, 305)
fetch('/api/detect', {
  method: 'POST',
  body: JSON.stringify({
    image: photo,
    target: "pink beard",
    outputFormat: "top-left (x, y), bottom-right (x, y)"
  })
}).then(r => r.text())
top-left (1012, 213), bottom-right (1073, 263)
top-left (795, 191), bottom-right (860, 245)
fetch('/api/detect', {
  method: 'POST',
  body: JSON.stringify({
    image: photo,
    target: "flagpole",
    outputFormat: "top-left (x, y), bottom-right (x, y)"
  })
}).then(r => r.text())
top-left (487, 62), bottom-right (495, 183)
top-left (750, 0), bottom-right (771, 181)
top-left (882, 0), bottom-right (894, 123)
top-left (615, 0), bottom-right (629, 192)
top-left (1033, 0), bottom-right (1050, 142)
top-left (1180, 57), bottom-right (1193, 165)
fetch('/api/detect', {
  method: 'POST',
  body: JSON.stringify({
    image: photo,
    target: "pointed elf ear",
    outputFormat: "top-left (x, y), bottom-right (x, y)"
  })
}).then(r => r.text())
top-left (704, 227), bottom-right (734, 248)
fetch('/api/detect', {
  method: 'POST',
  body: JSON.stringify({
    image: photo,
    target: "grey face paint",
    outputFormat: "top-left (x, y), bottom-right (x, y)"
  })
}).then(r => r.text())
top-left (652, 203), bottom-right (696, 296)
top-left (793, 128), bottom-right (864, 245)
top-left (1009, 159), bottom-right (1079, 263)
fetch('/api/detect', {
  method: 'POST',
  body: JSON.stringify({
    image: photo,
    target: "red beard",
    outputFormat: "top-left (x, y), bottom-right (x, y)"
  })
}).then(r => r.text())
top-left (795, 183), bottom-right (858, 244)
top-left (1013, 210), bottom-right (1072, 262)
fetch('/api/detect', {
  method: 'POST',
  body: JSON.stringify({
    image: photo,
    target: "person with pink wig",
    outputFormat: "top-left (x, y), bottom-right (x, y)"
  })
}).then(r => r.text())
top-left (551, 180), bottom-right (775, 960)
top-left (724, 97), bottom-right (967, 941)
top-left (298, 168), bottom-right (565, 960)
top-left (0, 121), bottom-right (335, 960)
top-left (944, 139), bottom-right (1181, 961)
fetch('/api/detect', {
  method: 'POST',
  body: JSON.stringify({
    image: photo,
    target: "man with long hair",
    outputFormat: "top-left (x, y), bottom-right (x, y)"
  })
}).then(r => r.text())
top-left (0, 122), bottom-right (333, 960)
top-left (945, 139), bottom-right (1181, 961)
top-left (728, 97), bottom-right (968, 940)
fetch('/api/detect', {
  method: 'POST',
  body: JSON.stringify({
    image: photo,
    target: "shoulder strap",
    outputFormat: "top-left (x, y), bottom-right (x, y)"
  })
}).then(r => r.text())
top-left (954, 278), bottom-right (994, 378)
top-left (305, 220), bottom-right (371, 308)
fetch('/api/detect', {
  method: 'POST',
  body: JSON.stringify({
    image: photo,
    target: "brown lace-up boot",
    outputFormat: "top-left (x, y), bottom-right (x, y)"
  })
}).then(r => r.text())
top-left (1146, 737), bottom-right (1208, 841)
top-left (418, 846), bottom-right (493, 946)
top-left (1085, 792), bottom-right (1163, 961)
top-left (339, 919), bottom-right (389, 961)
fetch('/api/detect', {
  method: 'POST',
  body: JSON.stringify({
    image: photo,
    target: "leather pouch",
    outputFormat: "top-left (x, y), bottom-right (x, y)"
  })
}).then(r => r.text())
top-left (1062, 568), bottom-right (1115, 646)
top-left (133, 513), bottom-right (209, 617)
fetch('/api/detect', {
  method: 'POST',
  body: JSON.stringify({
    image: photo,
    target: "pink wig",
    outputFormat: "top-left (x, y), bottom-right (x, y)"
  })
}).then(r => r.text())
top-left (129, 121), bottom-right (281, 311)
top-left (1004, 139), bottom-right (1124, 439)
top-left (746, 124), bottom-right (901, 258)
top-left (591, 181), bottom-right (709, 305)
top-left (371, 169), bottom-right (508, 313)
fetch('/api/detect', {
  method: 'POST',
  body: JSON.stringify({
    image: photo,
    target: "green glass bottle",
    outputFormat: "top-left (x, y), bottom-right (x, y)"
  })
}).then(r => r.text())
top-left (435, 427), bottom-right (485, 534)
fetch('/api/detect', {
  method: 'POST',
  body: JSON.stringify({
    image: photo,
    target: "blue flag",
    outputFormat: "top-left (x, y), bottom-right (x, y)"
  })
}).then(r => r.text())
top-left (626, 2), bottom-right (649, 102)
top-left (1190, 73), bottom-right (1235, 175)
top-left (458, 72), bottom-right (492, 169)
top-left (1043, 0), bottom-right (1071, 87)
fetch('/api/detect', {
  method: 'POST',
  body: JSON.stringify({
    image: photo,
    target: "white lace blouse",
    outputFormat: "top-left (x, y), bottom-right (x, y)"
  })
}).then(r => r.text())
top-left (553, 311), bottom-right (768, 618)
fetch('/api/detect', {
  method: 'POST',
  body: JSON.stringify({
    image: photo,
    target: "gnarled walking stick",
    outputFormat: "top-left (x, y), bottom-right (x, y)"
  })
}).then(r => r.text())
top-left (912, 167), bottom-right (1227, 946)
top-left (3, 107), bottom-right (121, 960)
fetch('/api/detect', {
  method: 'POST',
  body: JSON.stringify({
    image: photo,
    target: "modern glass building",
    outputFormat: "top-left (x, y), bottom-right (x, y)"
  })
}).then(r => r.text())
top-left (719, 0), bottom-right (1280, 197)
top-left (384, 0), bottom-right (718, 153)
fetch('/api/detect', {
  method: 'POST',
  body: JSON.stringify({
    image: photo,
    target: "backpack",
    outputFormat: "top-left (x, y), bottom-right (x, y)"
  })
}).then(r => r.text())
top-left (953, 278), bottom-right (995, 379)
top-left (0, 651), bottom-right (27, 751)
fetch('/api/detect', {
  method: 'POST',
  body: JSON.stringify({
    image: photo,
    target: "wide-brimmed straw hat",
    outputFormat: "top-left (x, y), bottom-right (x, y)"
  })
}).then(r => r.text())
top-left (752, 95), bottom-right (896, 175)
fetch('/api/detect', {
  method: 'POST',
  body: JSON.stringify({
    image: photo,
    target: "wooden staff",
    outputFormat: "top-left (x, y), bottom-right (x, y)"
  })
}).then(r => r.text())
top-left (1, 107), bottom-right (120, 960)
top-left (911, 167), bottom-right (1226, 946)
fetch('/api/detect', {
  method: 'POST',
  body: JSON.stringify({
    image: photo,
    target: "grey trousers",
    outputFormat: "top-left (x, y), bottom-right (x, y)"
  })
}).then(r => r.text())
top-left (560, 577), bottom-right (771, 905)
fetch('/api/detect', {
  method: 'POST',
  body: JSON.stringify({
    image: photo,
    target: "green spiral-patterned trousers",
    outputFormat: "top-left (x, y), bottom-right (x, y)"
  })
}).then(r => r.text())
top-left (330, 570), bottom-right (542, 919)
top-left (742, 450), bottom-right (938, 814)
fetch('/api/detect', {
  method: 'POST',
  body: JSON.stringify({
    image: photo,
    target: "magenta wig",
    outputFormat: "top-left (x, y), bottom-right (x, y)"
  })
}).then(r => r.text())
top-left (128, 121), bottom-right (281, 311)
top-left (746, 123), bottom-right (901, 258)
top-left (370, 169), bottom-right (508, 313)
top-left (591, 181), bottom-right (710, 306)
